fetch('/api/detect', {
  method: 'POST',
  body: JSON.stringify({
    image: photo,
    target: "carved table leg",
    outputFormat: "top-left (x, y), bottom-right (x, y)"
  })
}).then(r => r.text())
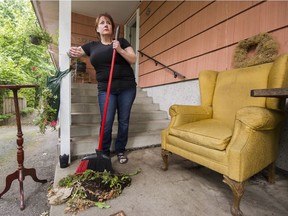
top-left (24, 168), bottom-right (47, 183)
top-left (161, 149), bottom-right (169, 171)
top-left (0, 170), bottom-right (18, 198)
top-left (19, 169), bottom-right (24, 210)
top-left (223, 175), bottom-right (245, 216)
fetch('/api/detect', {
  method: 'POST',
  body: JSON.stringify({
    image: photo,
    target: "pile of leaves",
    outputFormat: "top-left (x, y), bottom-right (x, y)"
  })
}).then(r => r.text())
top-left (49, 169), bottom-right (140, 214)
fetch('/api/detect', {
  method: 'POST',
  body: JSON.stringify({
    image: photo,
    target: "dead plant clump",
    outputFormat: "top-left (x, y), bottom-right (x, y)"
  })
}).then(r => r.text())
top-left (48, 169), bottom-right (140, 214)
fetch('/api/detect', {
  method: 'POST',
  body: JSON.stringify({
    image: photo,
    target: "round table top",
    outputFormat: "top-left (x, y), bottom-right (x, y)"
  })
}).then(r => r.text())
top-left (0, 84), bottom-right (38, 89)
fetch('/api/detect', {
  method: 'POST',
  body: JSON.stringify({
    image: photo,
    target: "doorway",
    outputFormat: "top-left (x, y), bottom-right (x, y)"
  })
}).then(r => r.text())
top-left (125, 9), bottom-right (139, 83)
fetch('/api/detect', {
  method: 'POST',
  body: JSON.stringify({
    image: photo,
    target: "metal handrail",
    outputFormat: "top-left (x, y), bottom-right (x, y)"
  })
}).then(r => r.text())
top-left (138, 50), bottom-right (186, 79)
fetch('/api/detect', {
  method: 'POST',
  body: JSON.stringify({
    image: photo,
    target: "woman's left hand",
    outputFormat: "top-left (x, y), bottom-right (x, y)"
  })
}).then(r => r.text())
top-left (112, 40), bottom-right (121, 52)
top-left (112, 40), bottom-right (136, 64)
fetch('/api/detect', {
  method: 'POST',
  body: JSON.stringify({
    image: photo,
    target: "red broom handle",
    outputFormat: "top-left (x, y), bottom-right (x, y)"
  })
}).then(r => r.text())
top-left (98, 26), bottom-right (119, 151)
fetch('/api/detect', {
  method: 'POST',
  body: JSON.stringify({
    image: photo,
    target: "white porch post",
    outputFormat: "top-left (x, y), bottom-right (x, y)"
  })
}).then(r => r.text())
top-left (59, 0), bottom-right (71, 160)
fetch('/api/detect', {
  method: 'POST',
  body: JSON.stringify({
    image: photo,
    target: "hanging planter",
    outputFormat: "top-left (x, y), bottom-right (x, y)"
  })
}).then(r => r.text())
top-left (76, 61), bottom-right (86, 72)
top-left (72, 59), bottom-right (86, 72)
top-left (30, 35), bottom-right (41, 45)
top-left (29, 27), bottom-right (53, 45)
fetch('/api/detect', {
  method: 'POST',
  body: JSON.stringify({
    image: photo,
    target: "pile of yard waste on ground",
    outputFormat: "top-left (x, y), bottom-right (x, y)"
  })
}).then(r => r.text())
top-left (48, 169), bottom-right (140, 214)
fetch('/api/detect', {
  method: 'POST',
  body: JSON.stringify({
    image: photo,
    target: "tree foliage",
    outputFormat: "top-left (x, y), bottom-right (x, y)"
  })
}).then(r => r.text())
top-left (0, 0), bottom-right (55, 111)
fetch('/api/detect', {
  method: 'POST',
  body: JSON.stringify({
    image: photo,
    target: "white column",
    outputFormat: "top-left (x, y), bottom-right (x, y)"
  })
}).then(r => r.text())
top-left (59, 0), bottom-right (71, 160)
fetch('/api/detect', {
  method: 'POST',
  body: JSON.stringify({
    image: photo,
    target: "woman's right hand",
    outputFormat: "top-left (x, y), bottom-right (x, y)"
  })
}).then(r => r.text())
top-left (69, 46), bottom-right (85, 58)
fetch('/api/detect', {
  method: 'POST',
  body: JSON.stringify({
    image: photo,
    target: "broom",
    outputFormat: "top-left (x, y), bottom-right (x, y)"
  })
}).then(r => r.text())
top-left (75, 26), bottom-right (120, 174)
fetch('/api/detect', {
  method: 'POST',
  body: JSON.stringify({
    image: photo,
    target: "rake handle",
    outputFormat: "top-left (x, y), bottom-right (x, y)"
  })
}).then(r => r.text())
top-left (98, 26), bottom-right (120, 151)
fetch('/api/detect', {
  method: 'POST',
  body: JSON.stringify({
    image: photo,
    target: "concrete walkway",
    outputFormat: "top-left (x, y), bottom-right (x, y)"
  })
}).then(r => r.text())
top-left (51, 147), bottom-right (288, 216)
top-left (1, 114), bottom-right (287, 216)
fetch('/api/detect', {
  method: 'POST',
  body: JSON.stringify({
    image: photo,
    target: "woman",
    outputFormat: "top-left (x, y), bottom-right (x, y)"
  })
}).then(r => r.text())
top-left (69, 13), bottom-right (137, 164)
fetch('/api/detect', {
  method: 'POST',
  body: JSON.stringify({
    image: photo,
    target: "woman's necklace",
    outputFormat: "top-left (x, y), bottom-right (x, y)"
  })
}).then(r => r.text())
top-left (101, 39), bottom-right (112, 45)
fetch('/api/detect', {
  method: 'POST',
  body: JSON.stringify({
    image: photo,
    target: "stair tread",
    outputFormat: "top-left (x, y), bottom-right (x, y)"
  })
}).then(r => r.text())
top-left (71, 119), bottom-right (169, 124)
top-left (72, 130), bottom-right (161, 141)
top-left (71, 120), bottom-right (169, 127)
top-left (71, 110), bottom-right (167, 114)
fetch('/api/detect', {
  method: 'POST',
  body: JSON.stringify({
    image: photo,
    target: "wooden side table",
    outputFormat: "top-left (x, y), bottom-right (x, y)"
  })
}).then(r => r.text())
top-left (251, 88), bottom-right (288, 98)
top-left (0, 85), bottom-right (47, 210)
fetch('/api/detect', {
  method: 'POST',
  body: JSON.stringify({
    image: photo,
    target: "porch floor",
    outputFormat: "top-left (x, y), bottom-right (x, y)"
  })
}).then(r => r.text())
top-left (50, 147), bottom-right (288, 216)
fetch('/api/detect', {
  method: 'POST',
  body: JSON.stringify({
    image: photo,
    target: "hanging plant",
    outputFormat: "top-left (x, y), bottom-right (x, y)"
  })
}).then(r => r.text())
top-left (29, 27), bottom-right (53, 45)
top-left (72, 58), bottom-right (87, 73)
top-left (34, 68), bottom-right (71, 133)
top-left (233, 33), bottom-right (279, 68)
top-left (34, 87), bottom-right (58, 134)
top-left (30, 35), bottom-right (41, 45)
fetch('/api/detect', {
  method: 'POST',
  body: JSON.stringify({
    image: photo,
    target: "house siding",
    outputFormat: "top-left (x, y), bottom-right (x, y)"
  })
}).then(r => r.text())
top-left (71, 13), bottom-right (97, 83)
top-left (138, 1), bottom-right (288, 87)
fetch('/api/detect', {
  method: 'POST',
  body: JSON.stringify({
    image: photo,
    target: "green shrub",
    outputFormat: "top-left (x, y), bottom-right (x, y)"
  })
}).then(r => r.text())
top-left (0, 114), bottom-right (12, 121)
top-left (20, 107), bottom-right (35, 117)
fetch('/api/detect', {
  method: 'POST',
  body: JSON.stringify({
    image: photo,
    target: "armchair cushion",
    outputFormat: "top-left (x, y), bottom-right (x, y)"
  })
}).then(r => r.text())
top-left (169, 119), bottom-right (232, 150)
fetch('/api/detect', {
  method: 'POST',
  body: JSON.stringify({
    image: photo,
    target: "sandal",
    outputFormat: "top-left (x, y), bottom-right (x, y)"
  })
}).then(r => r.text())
top-left (117, 153), bottom-right (128, 164)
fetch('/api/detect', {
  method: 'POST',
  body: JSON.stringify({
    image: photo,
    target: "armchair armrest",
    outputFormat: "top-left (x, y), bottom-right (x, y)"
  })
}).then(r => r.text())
top-left (236, 106), bottom-right (284, 130)
top-left (169, 105), bottom-right (212, 127)
top-left (228, 106), bottom-right (284, 181)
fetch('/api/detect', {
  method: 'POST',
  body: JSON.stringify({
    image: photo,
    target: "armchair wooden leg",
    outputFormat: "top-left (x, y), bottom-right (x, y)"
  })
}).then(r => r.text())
top-left (267, 162), bottom-right (276, 184)
top-left (161, 149), bottom-right (169, 171)
top-left (223, 175), bottom-right (245, 216)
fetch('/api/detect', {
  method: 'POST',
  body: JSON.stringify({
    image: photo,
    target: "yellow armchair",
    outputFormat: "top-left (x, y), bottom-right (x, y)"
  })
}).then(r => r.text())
top-left (161, 54), bottom-right (288, 216)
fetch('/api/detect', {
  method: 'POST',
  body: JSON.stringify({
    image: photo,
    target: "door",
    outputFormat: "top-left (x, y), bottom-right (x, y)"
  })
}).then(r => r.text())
top-left (125, 9), bottom-right (139, 83)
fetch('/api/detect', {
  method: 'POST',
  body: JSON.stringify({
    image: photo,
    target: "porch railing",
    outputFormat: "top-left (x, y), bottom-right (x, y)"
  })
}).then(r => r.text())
top-left (138, 50), bottom-right (186, 79)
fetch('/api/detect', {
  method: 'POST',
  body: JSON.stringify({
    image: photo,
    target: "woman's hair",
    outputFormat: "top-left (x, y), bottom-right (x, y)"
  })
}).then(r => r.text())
top-left (95, 13), bottom-right (115, 36)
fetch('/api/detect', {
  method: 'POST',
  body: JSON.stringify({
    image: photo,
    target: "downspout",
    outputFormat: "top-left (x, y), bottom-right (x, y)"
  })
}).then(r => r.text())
top-left (59, 0), bottom-right (71, 161)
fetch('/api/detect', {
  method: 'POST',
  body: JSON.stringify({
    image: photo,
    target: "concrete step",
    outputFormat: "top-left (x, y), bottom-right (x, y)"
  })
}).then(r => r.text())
top-left (71, 103), bottom-right (160, 113)
top-left (71, 95), bottom-right (98, 103)
top-left (71, 130), bottom-right (162, 158)
top-left (71, 85), bottom-right (147, 97)
top-left (71, 89), bottom-right (148, 97)
top-left (72, 83), bottom-right (97, 89)
top-left (71, 88), bottom-right (97, 96)
top-left (71, 95), bottom-right (153, 104)
top-left (71, 110), bottom-right (168, 123)
top-left (70, 119), bottom-right (170, 137)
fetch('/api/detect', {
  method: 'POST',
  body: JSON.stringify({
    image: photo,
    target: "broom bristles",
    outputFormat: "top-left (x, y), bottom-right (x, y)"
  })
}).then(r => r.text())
top-left (87, 154), bottom-right (113, 173)
top-left (75, 159), bottom-right (89, 174)
top-left (75, 152), bottom-right (113, 174)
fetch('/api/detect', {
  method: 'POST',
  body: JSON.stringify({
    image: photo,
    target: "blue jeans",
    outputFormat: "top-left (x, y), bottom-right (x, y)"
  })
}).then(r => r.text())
top-left (98, 87), bottom-right (136, 155)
